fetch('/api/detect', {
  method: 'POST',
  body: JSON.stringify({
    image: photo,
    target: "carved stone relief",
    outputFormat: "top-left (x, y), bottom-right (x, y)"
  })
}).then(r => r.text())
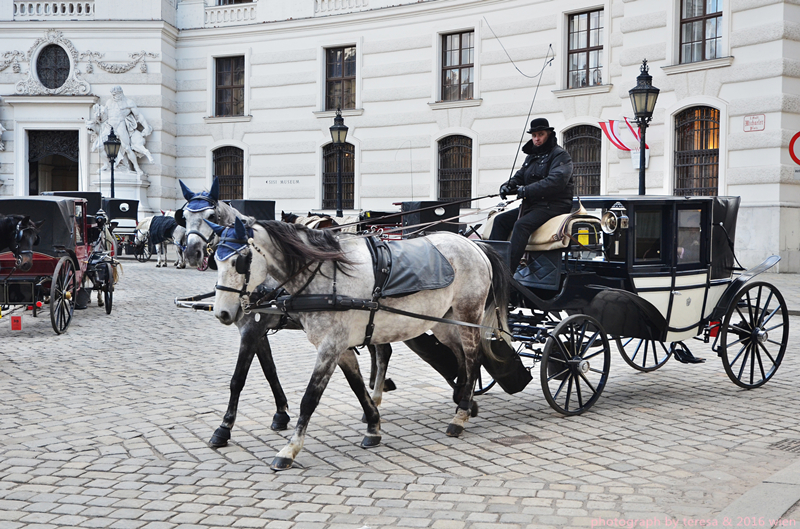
top-left (0, 29), bottom-right (160, 96)
top-left (28, 130), bottom-right (80, 163)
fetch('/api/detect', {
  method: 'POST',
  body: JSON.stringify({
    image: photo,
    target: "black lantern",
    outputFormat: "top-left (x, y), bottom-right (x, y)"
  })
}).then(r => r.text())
top-left (329, 109), bottom-right (349, 217)
top-left (103, 127), bottom-right (121, 199)
top-left (628, 59), bottom-right (660, 195)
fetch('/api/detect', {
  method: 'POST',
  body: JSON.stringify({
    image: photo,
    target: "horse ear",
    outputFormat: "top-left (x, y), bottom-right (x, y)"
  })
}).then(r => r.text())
top-left (34, 219), bottom-right (46, 228)
top-left (209, 178), bottom-right (220, 202)
top-left (234, 217), bottom-right (247, 240)
top-left (204, 219), bottom-right (227, 236)
top-left (179, 180), bottom-right (194, 201)
top-left (160, 209), bottom-right (165, 216)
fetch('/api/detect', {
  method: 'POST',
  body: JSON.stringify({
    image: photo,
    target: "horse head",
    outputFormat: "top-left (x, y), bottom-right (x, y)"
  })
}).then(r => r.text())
top-left (179, 178), bottom-right (222, 267)
top-left (280, 210), bottom-right (299, 224)
top-left (7, 216), bottom-right (45, 271)
top-left (205, 217), bottom-right (263, 326)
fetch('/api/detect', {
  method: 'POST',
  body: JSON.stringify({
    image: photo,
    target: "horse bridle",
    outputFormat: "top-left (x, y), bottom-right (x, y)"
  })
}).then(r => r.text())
top-left (213, 235), bottom-right (254, 298)
top-left (181, 195), bottom-right (221, 265)
top-left (11, 220), bottom-right (39, 265)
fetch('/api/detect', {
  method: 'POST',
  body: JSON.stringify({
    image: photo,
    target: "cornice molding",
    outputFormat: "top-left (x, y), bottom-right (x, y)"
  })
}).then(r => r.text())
top-left (661, 56), bottom-right (734, 75)
top-left (552, 84), bottom-right (613, 98)
top-left (428, 98), bottom-right (483, 110)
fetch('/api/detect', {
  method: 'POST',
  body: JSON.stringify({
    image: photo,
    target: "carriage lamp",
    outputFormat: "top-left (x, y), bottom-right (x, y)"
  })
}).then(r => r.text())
top-left (601, 202), bottom-right (629, 234)
top-left (628, 59), bottom-right (660, 196)
top-left (329, 109), bottom-right (349, 217)
top-left (103, 128), bottom-right (122, 199)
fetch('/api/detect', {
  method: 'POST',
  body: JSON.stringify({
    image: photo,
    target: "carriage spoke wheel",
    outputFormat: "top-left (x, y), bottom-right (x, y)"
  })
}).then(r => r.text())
top-left (473, 365), bottom-right (496, 396)
top-left (720, 281), bottom-right (788, 389)
top-left (50, 257), bottom-right (76, 334)
top-left (615, 337), bottom-right (672, 372)
top-left (135, 236), bottom-right (152, 262)
top-left (103, 262), bottom-right (114, 315)
top-left (541, 314), bottom-right (610, 415)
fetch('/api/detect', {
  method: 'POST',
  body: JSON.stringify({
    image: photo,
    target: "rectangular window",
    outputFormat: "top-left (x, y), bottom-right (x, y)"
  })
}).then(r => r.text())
top-left (441, 31), bottom-right (474, 101)
top-left (215, 56), bottom-right (245, 117)
top-left (680, 0), bottom-right (723, 64)
top-left (677, 209), bottom-right (702, 263)
top-left (568, 10), bottom-right (603, 89)
top-left (326, 47), bottom-right (356, 111)
top-left (217, 0), bottom-right (252, 4)
top-left (634, 210), bottom-right (662, 263)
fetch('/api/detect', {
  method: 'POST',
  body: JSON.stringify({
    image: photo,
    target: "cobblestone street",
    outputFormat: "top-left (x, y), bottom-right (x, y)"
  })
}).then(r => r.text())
top-left (1, 259), bottom-right (799, 528)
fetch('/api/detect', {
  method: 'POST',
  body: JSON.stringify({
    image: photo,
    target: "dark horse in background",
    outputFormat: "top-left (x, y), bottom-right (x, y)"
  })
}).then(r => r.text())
top-left (0, 214), bottom-right (45, 272)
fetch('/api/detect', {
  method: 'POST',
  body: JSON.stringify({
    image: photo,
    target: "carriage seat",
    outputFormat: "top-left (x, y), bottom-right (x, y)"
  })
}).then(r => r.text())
top-left (482, 203), bottom-right (602, 252)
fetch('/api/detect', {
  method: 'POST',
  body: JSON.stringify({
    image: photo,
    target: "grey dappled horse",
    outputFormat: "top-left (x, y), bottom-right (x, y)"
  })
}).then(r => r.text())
top-left (210, 217), bottom-right (509, 470)
top-left (178, 179), bottom-right (396, 448)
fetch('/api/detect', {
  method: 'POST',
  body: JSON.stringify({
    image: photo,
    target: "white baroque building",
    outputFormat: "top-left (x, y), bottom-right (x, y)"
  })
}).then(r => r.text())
top-left (0, 0), bottom-right (799, 270)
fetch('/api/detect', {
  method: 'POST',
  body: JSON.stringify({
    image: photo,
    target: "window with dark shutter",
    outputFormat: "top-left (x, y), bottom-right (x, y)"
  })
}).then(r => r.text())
top-left (326, 47), bottom-right (356, 111)
top-left (213, 146), bottom-right (244, 200)
top-left (322, 143), bottom-right (355, 210)
top-left (215, 56), bottom-right (245, 117)
top-left (674, 106), bottom-right (719, 196)
top-left (438, 135), bottom-right (472, 204)
top-left (563, 125), bottom-right (602, 196)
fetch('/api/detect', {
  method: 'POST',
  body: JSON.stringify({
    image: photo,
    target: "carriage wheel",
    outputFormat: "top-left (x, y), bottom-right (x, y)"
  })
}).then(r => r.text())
top-left (615, 337), bottom-right (672, 372)
top-left (719, 281), bottom-right (788, 389)
top-left (540, 314), bottom-right (610, 416)
top-left (135, 237), bottom-right (152, 262)
top-left (50, 257), bottom-right (76, 334)
top-left (103, 262), bottom-right (114, 315)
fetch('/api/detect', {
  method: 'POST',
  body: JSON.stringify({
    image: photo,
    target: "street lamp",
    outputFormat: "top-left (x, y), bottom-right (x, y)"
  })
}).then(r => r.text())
top-left (329, 108), bottom-right (348, 217)
top-left (628, 59), bottom-right (660, 195)
top-left (103, 127), bottom-right (121, 199)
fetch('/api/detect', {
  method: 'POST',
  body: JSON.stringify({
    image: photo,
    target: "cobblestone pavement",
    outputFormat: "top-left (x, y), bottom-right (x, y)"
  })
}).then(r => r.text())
top-left (1, 259), bottom-right (799, 529)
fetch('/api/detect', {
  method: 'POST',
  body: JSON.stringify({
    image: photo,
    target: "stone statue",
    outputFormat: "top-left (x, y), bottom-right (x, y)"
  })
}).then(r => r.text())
top-left (88, 86), bottom-right (153, 176)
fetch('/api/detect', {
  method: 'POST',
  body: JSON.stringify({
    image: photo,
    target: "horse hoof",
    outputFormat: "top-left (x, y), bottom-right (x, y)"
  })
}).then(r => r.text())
top-left (361, 434), bottom-right (382, 448)
top-left (384, 378), bottom-right (397, 392)
top-left (446, 423), bottom-right (464, 437)
top-left (271, 457), bottom-right (294, 471)
top-left (471, 401), bottom-right (479, 418)
top-left (271, 411), bottom-right (290, 431)
top-left (208, 426), bottom-right (231, 448)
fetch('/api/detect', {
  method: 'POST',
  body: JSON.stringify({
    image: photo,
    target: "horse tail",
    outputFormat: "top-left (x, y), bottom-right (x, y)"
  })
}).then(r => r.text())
top-left (475, 241), bottom-right (511, 362)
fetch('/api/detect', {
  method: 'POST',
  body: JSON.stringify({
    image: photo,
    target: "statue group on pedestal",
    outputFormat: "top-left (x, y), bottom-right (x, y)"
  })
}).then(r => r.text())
top-left (88, 86), bottom-right (153, 176)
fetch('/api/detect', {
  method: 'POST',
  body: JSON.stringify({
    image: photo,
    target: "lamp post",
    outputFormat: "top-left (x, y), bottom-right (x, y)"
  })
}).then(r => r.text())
top-left (628, 59), bottom-right (660, 195)
top-left (329, 108), bottom-right (348, 217)
top-left (103, 127), bottom-right (121, 199)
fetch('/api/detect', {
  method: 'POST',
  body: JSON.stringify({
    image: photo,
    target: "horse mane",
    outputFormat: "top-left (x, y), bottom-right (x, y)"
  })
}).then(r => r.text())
top-left (256, 220), bottom-right (354, 277)
top-left (221, 201), bottom-right (255, 227)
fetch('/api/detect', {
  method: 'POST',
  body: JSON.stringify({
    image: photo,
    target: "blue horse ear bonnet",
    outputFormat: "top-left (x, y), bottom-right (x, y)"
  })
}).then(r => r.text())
top-left (186, 192), bottom-right (216, 213)
top-left (215, 225), bottom-right (254, 261)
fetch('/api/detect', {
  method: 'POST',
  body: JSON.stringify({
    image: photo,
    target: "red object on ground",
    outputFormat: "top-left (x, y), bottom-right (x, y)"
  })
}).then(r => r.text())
top-left (36, 301), bottom-right (43, 308)
top-left (11, 316), bottom-right (22, 331)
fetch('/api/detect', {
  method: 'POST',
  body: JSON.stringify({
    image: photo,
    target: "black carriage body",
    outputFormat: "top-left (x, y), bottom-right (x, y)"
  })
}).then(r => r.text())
top-left (0, 196), bottom-right (90, 305)
top-left (514, 196), bottom-right (741, 342)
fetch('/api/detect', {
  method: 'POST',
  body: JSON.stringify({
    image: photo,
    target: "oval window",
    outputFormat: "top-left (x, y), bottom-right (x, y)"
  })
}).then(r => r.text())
top-left (36, 45), bottom-right (70, 89)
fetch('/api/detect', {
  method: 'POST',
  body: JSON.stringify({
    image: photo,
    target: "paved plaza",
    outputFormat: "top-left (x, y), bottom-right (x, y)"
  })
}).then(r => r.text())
top-left (1, 259), bottom-right (799, 528)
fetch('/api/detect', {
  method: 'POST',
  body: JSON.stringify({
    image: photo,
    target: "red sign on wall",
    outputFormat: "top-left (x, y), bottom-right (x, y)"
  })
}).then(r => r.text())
top-left (790, 132), bottom-right (800, 166)
top-left (744, 114), bottom-right (765, 132)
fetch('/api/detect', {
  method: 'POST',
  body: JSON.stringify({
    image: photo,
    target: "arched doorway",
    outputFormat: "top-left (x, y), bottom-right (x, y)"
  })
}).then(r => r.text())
top-left (28, 130), bottom-right (79, 195)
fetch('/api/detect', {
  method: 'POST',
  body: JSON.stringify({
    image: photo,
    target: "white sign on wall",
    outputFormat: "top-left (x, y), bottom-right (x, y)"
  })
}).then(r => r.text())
top-left (744, 114), bottom-right (765, 132)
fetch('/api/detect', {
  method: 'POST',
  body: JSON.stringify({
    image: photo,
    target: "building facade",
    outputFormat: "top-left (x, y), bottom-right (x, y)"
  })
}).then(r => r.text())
top-left (0, 0), bottom-right (798, 269)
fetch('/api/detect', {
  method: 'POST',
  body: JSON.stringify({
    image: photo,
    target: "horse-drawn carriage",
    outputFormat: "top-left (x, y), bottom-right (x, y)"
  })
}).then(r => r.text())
top-left (175, 180), bottom-right (788, 470)
top-left (0, 195), bottom-right (118, 333)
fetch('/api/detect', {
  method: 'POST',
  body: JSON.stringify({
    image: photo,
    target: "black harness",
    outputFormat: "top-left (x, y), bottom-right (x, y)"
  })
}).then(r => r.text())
top-left (213, 235), bottom-right (254, 297)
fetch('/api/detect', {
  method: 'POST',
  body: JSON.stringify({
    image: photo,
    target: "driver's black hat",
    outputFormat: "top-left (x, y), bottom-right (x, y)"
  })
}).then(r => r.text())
top-left (527, 117), bottom-right (555, 134)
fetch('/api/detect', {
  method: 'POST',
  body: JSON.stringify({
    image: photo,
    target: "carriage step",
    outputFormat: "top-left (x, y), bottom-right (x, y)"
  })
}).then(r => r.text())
top-left (672, 342), bottom-right (705, 364)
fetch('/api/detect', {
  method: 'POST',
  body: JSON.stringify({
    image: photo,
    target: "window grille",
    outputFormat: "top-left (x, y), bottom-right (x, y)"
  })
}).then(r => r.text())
top-left (213, 146), bottom-right (244, 201)
top-left (438, 135), bottom-right (472, 203)
top-left (36, 44), bottom-right (70, 89)
top-left (322, 143), bottom-right (355, 210)
top-left (441, 31), bottom-right (474, 101)
top-left (326, 47), bottom-right (356, 111)
top-left (680, 0), bottom-right (723, 64)
top-left (215, 56), bottom-right (245, 117)
top-left (674, 106), bottom-right (719, 196)
top-left (567, 10), bottom-right (603, 89)
top-left (563, 125), bottom-right (602, 196)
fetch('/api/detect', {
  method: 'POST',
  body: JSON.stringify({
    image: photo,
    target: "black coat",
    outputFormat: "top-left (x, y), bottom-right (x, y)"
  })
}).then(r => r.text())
top-left (507, 135), bottom-right (574, 211)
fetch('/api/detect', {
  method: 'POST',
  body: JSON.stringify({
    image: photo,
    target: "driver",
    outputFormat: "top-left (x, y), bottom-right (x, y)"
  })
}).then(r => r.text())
top-left (489, 117), bottom-right (574, 270)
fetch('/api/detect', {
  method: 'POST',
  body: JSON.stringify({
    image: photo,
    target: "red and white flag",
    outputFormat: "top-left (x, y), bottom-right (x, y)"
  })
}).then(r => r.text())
top-left (599, 118), bottom-right (648, 151)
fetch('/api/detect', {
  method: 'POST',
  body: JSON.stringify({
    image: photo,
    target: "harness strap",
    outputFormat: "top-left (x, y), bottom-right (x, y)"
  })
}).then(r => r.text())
top-left (361, 236), bottom-right (391, 346)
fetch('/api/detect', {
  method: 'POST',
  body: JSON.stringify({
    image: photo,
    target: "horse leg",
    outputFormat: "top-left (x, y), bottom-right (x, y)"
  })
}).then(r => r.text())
top-left (251, 321), bottom-right (290, 430)
top-left (208, 335), bottom-right (257, 448)
top-left (361, 344), bottom-right (392, 423)
top-left (446, 327), bottom-right (482, 438)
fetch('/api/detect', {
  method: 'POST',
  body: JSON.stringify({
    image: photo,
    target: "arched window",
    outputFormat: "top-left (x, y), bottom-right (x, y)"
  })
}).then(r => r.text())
top-left (674, 106), bottom-right (719, 196)
top-left (213, 146), bottom-right (244, 200)
top-left (322, 143), bottom-right (355, 210)
top-left (438, 135), bottom-right (472, 203)
top-left (563, 125), bottom-right (602, 196)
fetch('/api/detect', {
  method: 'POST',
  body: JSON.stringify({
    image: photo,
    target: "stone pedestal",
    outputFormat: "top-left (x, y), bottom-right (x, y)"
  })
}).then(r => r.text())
top-left (93, 168), bottom-right (151, 217)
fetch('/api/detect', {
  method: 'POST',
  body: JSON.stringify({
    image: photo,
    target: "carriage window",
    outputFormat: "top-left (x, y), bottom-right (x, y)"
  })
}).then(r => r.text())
top-left (634, 210), bottom-right (662, 262)
top-left (74, 203), bottom-right (84, 245)
top-left (677, 209), bottom-right (702, 262)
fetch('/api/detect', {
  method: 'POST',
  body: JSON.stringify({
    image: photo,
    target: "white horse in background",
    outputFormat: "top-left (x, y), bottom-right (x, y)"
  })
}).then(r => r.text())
top-left (135, 211), bottom-right (187, 268)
